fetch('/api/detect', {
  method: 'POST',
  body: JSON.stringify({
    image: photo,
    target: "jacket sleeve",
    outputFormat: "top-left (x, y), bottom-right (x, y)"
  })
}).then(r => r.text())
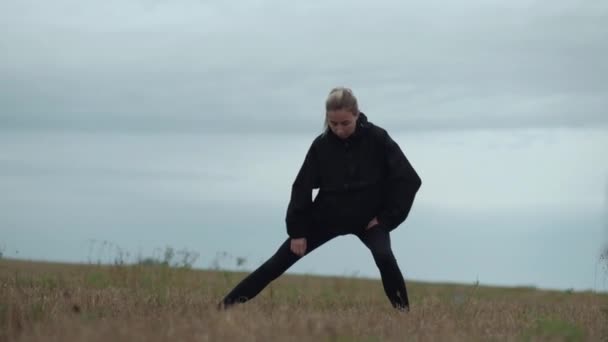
top-left (377, 131), bottom-right (422, 232)
top-left (285, 142), bottom-right (320, 238)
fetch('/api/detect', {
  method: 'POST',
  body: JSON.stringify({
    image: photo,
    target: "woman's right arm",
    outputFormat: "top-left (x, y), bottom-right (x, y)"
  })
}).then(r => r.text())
top-left (285, 141), bottom-right (320, 239)
top-left (290, 238), bottom-right (307, 256)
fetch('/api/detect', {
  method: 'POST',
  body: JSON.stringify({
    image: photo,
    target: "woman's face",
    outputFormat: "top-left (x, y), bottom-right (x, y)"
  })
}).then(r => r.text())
top-left (327, 109), bottom-right (358, 139)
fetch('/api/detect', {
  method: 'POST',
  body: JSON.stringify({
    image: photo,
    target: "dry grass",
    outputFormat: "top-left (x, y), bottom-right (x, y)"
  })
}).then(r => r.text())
top-left (1, 258), bottom-right (607, 341)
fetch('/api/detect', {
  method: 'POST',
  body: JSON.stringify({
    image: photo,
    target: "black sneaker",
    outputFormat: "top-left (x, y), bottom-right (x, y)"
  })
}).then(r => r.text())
top-left (216, 301), bottom-right (230, 311)
top-left (395, 304), bottom-right (410, 313)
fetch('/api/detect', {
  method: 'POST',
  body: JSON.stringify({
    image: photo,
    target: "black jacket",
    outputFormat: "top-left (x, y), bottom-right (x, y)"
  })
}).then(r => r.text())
top-left (285, 112), bottom-right (422, 238)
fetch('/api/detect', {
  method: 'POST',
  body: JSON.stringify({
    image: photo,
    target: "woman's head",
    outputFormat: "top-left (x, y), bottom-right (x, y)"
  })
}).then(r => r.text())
top-left (324, 87), bottom-right (360, 139)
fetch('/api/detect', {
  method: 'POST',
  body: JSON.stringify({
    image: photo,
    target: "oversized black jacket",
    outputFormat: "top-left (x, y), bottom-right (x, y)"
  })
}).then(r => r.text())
top-left (285, 112), bottom-right (422, 238)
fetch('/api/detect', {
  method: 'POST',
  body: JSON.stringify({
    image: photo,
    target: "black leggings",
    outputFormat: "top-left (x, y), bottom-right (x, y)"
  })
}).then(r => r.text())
top-left (219, 226), bottom-right (409, 310)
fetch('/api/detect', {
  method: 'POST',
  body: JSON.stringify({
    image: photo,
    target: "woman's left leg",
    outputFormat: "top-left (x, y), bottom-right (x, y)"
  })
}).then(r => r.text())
top-left (356, 226), bottom-right (410, 311)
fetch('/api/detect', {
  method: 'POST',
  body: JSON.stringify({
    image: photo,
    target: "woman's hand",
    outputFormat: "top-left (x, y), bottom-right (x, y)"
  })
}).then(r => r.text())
top-left (290, 238), bottom-right (307, 256)
top-left (366, 217), bottom-right (379, 230)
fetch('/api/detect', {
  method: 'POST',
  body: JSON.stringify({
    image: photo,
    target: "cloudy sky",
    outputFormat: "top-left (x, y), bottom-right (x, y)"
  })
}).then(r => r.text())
top-left (1, 0), bottom-right (607, 292)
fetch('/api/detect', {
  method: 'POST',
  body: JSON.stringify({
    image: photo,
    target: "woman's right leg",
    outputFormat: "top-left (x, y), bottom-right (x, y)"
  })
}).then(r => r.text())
top-left (219, 229), bottom-right (337, 308)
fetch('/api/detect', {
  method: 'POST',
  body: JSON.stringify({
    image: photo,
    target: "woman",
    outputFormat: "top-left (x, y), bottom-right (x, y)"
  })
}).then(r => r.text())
top-left (219, 87), bottom-right (422, 311)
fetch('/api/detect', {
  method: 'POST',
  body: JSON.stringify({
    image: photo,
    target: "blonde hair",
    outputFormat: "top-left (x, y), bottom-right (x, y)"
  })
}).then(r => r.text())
top-left (323, 87), bottom-right (359, 132)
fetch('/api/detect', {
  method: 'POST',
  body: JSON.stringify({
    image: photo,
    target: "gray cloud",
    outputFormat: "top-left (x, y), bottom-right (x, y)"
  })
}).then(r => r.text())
top-left (1, 0), bottom-right (607, 133)
top-left (0, 158), bottom-right (235, 182)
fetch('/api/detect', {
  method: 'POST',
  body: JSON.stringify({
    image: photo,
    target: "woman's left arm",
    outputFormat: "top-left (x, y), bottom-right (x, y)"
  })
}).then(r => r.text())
top-left (376, 131), bottom-right (422, 232)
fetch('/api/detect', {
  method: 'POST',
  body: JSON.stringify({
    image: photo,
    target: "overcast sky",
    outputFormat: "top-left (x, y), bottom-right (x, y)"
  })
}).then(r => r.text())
top-left (1, 0), bottom-right (607, 292)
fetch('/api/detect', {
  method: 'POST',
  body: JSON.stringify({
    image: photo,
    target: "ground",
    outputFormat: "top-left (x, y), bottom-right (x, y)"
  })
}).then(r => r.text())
top-left (1, 259), bottom-right (607, 341)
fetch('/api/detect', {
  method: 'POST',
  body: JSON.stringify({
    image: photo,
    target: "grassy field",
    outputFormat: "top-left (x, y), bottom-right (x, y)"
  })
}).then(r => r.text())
top-left (1, 258), bottom-right (607, 341)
